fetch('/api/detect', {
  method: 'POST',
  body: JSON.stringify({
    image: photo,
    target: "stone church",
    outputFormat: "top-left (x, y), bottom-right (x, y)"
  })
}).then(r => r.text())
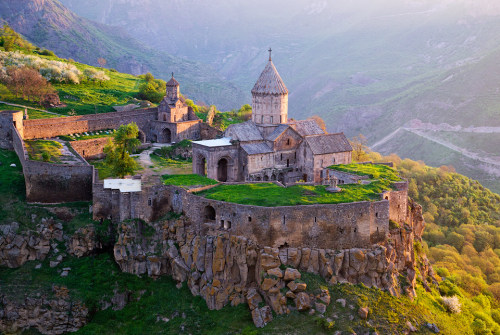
top-left (150, 74), bottom-right (202, 143)
top-left (192, 51), bottom-right (352, 184)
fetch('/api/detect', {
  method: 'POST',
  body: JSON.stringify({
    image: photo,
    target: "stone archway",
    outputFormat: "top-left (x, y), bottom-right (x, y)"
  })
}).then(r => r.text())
top-left (163, 128), bottom-right (172, 143)
top-left (217, 158), bottom-right (228, 182)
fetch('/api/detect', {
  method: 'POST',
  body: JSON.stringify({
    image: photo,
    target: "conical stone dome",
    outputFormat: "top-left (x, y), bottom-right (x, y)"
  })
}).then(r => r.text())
top-left (251, 60), bottom-right (288, 95)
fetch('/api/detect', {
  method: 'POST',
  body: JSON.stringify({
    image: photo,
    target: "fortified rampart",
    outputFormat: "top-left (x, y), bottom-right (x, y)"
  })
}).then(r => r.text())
top-left (22, 108), bottom-right (158, 140)
top-left (69, 137), bottom-right (110, 160)
top-left (93, 177), bottom-right (408, 250)
top-left (11, 122), bottom-right (94, 203)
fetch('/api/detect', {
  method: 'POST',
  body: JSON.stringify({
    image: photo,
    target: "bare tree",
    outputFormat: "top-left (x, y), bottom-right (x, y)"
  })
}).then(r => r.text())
top-left (350, 134), bottom-right (370, 162)
top-left (4, 67), bottom-right (56, 104)
top-left (206, 105), bottom-right (217, 126)
top-left (97, 57), bottom-right (107, 68)
top-left (309, 115), bottom-right (327, 133)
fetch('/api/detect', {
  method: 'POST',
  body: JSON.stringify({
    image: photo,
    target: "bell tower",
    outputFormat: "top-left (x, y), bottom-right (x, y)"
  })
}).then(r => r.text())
top-left (166, 73), bottom-right (180, 102)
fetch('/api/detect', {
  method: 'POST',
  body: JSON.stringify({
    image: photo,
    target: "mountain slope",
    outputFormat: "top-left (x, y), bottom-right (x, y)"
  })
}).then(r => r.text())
top-left (0, 0), bottom-right (245, 109)
top-left (31, 0), bottom-right (500, 192)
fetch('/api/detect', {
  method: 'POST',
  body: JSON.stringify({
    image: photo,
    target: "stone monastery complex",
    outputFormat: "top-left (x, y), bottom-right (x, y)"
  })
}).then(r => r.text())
top-left (192, 52), bottom-right (352, 184)
top-left (0, 52), bottom-right (426, 328)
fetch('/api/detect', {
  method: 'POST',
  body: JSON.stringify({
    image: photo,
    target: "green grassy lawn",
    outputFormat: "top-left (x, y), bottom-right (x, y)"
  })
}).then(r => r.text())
top-left (196, 182), bottom-right (393, 207)
top-left (0, 52), bottom-right (146, 117)
top-left (24, 140), bottom-right (63, 163)
top-left (329, 163), bottom-right (402, 182)
top-left (149, 154), bottom-right (192, 174)
top-left (51, 64), bottom-right (146, 115)
top-left (162, 174), bottom-right (218, 188)
top-left (59, 130), bottom-right (114, 142)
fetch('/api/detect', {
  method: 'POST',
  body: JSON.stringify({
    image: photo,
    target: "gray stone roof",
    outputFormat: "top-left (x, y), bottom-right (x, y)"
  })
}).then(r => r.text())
top-left (166, 76), bottom-right (180, 87)
top-left (224, 121), bottom-right (263, 142)
top-left (251, 61), bottom-right (288, 95)
top-left (265, 124), bottom-right (289, 141)
top-left (241, 142), bottom-right (273, 155)
top-left (305, 133), bottom-right (352, 155)
top-left (288, 119), bottom-right (324, 136)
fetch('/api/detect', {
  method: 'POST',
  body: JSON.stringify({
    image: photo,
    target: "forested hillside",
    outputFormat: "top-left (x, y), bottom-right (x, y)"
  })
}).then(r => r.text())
top-left (0, 0), bottom-right (245, 109)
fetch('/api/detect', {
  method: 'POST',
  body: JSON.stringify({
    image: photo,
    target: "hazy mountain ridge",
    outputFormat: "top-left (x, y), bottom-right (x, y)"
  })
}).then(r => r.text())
top-left (0, 0), bottom-right (245, 109)
top-left (25, 0), bottom-right (500, 192)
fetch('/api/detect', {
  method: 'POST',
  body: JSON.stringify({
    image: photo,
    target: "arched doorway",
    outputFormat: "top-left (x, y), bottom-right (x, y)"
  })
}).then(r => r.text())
top-left (204, 205), bottom-right (216, 221)
top-left (198, 156), bottom-right (207, 176)
top-left (263, 175), bottom-right (269, 181)
top-left (163, 128), bottom-right (172, 143)
top-left (217, 158), bottom-right (228, 182)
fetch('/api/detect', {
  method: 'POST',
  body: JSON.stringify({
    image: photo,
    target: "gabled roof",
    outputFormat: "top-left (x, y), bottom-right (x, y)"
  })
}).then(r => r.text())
top-left (224, 121), bottom-right (263, 142)
top-left (288, 119), bottom-right (325, 136)
top-left (265, 124), bottom-right (289, 141)
top-left (251, 61), bottom-right (288, 95)
top-left (241, 142), bottom-right (273, 155)
top-left (166, 76), bottom-right (180, 87)
top-left (305, 133), bottom-right (353, 155)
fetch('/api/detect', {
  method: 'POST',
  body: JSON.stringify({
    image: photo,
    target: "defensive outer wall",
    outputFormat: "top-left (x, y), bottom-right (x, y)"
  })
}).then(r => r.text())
top-left (93, 177), bottom-right (409, 251)
top-left (0, 108), bottom-right (206, 203)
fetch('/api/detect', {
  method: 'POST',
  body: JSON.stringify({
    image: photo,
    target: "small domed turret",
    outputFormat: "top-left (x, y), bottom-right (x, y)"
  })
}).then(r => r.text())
top-left (251, 49), bottom-right (288, 125)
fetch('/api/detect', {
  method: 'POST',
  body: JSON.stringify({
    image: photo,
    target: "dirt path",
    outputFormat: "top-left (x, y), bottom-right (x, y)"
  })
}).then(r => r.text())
top-left (0, 100), bottom-right (63, 116)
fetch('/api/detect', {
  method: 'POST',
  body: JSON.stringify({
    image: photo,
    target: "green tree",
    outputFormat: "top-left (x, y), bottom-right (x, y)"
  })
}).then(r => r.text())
top-left (103, 123), bottom-right (141, 178)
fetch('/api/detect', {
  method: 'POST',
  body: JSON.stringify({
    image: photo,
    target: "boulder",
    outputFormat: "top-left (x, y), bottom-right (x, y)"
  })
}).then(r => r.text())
top-left (267, 267), bottom-right (283, 278)
top-left (315, 302), bottom-right (327, 314)
top-left (294, 292), bottom-right (311, 311)
top-left (283, 268), bottom-right (301, 281)
top-left (358, 306), bottom-right (369, 319)
top-left (251, 306), bottom-right (273, 328)
top-left (287, 281), bottom-right (306, 292)
top-left (260, 277), bottom-right (278, 291)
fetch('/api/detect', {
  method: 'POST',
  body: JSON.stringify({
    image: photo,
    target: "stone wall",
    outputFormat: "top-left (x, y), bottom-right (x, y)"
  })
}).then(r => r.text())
top-left (22, 108), bottom-right (158, 140)
top-left (70, 137), bottom-right (110, 159)
top-left (93, 180), bottom-right (412, 251)
top-left (12, 128), bottom-right (94, 203)
top-left (149, 119), bottom-right (201, 143)
top-left (0, 111), bottom-right (24, 149)
top-left (382, 181), bottom-right (409, 225)
top-left (200, 123), bottom-right (222, 140)
top-left (113, 197), bottom-right (425, 323)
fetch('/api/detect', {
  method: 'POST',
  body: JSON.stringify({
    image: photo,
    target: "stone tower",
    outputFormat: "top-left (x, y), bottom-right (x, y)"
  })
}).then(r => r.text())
top-left (166, 73), bottom-right (180, 102)
top-left (251, 49), bottom-right (288, 126)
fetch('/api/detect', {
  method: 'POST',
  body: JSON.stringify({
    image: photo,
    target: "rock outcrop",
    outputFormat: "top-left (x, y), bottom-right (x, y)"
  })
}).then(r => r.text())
top-left (0, 291), bottom-right (88, 335)
top-left (113, 199), bottom-right (426, 327)
top-left (67, 225), bottom-right (102, 258)
top-left (0, 221), bottom-right (62, 268)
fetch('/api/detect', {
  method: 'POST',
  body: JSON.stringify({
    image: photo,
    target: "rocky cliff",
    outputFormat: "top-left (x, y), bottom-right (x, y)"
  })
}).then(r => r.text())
top-left (113, 199), bottom-right (427, 327)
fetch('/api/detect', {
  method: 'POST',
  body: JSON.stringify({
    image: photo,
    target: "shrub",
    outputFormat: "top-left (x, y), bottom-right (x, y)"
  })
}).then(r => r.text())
top-left (40, 49), bottom-right (56, 57)
top-left (84, 68), bottom-right (110, 82)
top-left (0, 50), bottom-right (82, 83)
top-left (441, 296), bottom-right (461, 314)
top-left (315, 316), bottom-right (335, 330)
top-left (41, 152), bottom-right (51, 162)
